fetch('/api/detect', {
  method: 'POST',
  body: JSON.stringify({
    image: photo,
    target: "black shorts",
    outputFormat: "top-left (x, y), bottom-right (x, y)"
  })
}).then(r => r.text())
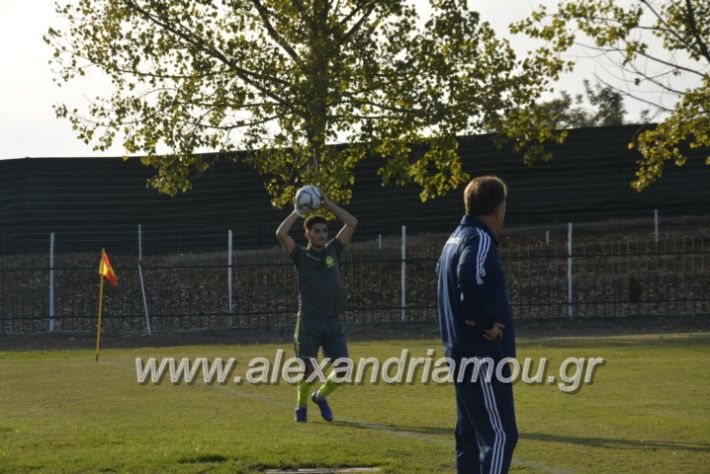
top-left (294, 316), bottom-right (348, 360)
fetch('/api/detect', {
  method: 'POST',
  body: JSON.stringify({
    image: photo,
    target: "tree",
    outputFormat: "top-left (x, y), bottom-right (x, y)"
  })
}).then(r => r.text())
top-left (537, 79), bottom-right (627, 129)
top-left (584, 79), bottom-right (627, 127)
top-left (513, 0), bottom-right (709, 191)
top-left (45, 0), bottom-right (567, 205)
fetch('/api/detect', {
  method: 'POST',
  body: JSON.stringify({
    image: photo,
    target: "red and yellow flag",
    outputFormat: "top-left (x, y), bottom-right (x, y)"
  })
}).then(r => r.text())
top-left (99, 249), bottom-right (118, 287)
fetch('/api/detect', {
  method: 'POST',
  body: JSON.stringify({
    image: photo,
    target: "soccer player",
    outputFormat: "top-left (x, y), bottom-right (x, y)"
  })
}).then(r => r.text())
top-left (436, 176), bottom-right (518, 473)
top-left (275, 190), bottom-right (357, 423)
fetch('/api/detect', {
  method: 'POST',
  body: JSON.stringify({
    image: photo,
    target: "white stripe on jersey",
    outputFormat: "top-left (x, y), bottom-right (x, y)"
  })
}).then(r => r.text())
top-left (475, 228), bottom-right (491, 285)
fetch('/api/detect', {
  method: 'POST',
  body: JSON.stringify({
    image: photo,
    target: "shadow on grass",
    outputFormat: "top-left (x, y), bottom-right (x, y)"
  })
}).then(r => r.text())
top-left (333, 420), bottom-right (451, 437)
top-left (177, 453), bottom-right (380, 473)
top-left (334, 421), bottom-right (710, 454)
top-left (177, 453), bottom-right (229, 464)
top-left (521, 432), bottom-right (710, 453)
top-left (519, 333), bottom-right (710, 350)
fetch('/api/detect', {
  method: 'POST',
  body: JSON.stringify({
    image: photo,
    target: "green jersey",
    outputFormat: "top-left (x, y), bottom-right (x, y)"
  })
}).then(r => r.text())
top-left (289, 238), bottom-right (344, 320)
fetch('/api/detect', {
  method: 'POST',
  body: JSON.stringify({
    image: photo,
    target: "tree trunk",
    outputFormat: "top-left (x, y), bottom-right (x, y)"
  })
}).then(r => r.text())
top-left (305, 0), bottom-right (330, 171)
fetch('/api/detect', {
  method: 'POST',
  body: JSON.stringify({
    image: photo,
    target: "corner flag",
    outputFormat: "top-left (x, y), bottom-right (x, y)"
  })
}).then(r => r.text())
top-left (99, 249), bottom-right (118, 286)
top-left (96, 249), bottom-right (118, 362)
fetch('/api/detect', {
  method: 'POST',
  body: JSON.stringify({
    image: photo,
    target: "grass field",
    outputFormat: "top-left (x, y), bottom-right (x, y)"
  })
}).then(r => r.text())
top-left (1, 332), bottom-right (709, 473)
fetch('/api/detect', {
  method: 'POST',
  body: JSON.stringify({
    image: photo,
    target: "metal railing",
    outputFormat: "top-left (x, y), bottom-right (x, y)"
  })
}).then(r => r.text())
top-left (1, 213), bottom-right (709, 334)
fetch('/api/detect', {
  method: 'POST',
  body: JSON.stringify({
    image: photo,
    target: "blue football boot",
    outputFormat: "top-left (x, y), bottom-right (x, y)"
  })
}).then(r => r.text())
top-left (311, 393), bottom-right (333, 422)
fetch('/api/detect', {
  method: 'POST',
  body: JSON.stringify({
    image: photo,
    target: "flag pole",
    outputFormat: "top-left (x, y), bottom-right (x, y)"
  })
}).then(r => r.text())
top-left (96, 252), bottom-right (106, 362)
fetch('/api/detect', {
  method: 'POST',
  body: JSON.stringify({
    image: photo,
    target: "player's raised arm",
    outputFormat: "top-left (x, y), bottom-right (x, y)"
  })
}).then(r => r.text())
top-left (275, 200), bottom-right (300, 254)
top-left (322, 194), bottom-right (357, 247)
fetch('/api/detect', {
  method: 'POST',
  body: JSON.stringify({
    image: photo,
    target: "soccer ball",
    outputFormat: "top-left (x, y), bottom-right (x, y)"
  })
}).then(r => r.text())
top-left (295, 185), bottom-right (323, 213)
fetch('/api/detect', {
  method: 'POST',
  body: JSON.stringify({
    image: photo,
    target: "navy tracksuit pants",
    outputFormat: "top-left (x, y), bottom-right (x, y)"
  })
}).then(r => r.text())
top-left (453, 358), bottom-right (518, 473)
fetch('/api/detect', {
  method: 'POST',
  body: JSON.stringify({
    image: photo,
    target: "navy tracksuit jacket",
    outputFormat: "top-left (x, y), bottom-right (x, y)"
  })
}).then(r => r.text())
top-left (436, 215), bottom-right (518, 474)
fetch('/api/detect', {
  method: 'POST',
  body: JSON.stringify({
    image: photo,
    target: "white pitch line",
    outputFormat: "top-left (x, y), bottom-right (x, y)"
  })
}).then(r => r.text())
top-left (101, 358), bottom-right (572, 474)
top-left (211, 382), bottom-right (572, 474)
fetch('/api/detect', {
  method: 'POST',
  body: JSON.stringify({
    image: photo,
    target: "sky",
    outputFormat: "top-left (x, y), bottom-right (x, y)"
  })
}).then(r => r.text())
top-left (0, 0), bottom-right (685, 160)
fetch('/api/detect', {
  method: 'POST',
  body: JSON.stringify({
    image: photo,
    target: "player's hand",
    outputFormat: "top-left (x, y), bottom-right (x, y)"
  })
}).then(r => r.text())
top-left (483, 323), bottom-right (505, 341)
top-left (292, 195), bottom-right (302, 215)
top-left (319, 190), bottom-right (330, 207)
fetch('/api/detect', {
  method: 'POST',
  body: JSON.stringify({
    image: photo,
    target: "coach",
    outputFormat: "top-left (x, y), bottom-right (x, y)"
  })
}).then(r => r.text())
top-left (436, 176), bottom-right (518, 473)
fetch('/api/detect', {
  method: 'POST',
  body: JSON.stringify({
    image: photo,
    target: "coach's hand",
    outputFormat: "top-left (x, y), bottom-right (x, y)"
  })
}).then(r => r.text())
top-left (483, 323), bottom-right (506, 341)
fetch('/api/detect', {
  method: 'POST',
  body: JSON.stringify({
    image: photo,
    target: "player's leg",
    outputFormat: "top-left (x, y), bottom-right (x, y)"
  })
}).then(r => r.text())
top-left (451, 354), bottom-right (518, 473)
top-left (311, 319), bottom-right (349, 421)
top-left (453, 382), bottom-right (481, 473)
top-left (487, 367), bottom-right (518, 473)
top-left (315, 319), bottom-right (349, 399)
top-left (294, 317), bottom-right (319, 422)
top-left (459, 376), bottom-right (517, 474)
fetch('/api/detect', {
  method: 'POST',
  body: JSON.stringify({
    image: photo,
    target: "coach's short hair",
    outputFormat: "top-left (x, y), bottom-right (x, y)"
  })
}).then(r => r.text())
top-left (304, 215), bottom-right (327, 231)
top-left (464, 176), bottom-right (508, 216)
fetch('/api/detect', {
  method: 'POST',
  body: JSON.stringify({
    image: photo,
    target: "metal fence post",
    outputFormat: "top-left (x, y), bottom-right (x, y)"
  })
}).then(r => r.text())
top-left (137, 224), bottom-right (152, 336)
top-left (654, 209), bottom-right (659, 243)
top-left (401, 225), bottom-right (407, 322)
top-left (567, 222), bottom-right (573, 318)
top-left (545, 230), bottom-right (550, 246)
top-left (228, 229), bottom-right (234, 328)
top-left (48, 232), bottom-right (55, 332)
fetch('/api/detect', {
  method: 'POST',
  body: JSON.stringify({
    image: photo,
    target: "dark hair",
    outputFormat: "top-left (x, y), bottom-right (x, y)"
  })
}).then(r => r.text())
top-left (464, 176), bottom-right (507, 216)
top-left (304, 215), bottom-right (327, 230)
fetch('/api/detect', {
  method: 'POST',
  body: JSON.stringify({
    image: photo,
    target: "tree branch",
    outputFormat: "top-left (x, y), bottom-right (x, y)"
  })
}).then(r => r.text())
top-left (191, 115), bottom-right (279, 131)
top-left (251, 0), bottom-right (306, 70)
top-left (70, 50), bottom-right (225, 80)
top-left (334, 95), bottom-right (419, 114)
top-left (639, 0), bottom-right (688, 47)
top-left (593, 74), bottom-right (674, 113)
top-left (337, 2), bottom-right (377, 42)
top-left (626, 62), bottom-right (686, 96)
top-left (574, 40), bottom-right (706, 77)
top-left (122, 0), bottom-right (294, 112)
top-left (684, 0), bottom-right (710, 63)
